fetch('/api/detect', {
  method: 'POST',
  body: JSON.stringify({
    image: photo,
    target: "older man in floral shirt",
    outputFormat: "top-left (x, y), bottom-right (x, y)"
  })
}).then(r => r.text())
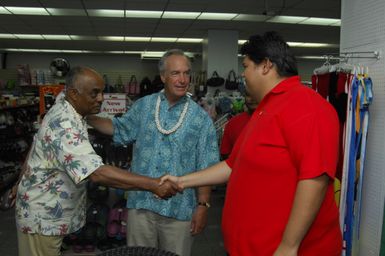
top-left (14, 67), bottom-right (179, 256)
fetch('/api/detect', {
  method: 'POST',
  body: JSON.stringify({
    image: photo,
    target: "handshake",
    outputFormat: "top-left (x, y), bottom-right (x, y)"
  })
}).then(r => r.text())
top-left (151, 174), bottom-right (183, 199)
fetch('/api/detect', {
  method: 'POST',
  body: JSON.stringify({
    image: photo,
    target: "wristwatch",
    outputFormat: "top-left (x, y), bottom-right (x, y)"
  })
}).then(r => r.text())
top-left (197, 202), bottom-right (211, 208)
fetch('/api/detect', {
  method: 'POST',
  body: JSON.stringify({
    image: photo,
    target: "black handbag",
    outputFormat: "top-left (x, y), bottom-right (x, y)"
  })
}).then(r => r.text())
top-left (206, 71), bottom-right (224, 87)
top-left (225, 70), bottom-right (238, 90)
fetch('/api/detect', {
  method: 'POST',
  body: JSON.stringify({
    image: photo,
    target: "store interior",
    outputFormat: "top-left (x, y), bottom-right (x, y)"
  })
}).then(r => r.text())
top-left (2, 0), bottom-right (385, 255)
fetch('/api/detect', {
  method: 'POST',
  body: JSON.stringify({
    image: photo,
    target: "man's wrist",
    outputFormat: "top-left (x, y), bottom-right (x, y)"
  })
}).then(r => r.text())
top-left (197, 202), bottom-right (211, 208)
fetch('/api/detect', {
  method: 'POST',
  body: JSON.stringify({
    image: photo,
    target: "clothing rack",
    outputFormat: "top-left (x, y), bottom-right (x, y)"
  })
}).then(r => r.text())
top-left (324, 50), bottom-right (381, 61)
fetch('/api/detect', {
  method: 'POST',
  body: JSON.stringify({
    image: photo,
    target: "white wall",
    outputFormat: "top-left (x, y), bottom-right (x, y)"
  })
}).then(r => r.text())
top-left (340, 0), bottom-right (385, 255)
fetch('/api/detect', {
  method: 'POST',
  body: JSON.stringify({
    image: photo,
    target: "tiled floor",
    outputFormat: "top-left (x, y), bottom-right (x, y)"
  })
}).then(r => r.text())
top-left (0, 186), bottom-right (227, 256)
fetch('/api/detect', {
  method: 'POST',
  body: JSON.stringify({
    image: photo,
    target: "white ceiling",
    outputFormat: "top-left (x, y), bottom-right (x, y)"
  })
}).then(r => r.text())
top-left (0, 0), bottom-right (341, 57)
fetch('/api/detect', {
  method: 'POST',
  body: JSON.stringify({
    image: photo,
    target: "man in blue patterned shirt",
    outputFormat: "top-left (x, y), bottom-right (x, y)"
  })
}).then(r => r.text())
top-left (13, 67), bottom-right (179, 256)
top-left (87, 49), bottom-right (220, 256)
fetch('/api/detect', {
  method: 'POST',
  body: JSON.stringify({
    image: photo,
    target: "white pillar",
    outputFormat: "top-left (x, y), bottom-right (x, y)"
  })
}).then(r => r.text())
top-left (203, 30), bottom-right (239, 94)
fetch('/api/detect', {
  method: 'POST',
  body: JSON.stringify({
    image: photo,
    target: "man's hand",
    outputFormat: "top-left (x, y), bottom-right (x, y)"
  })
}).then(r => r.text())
top-left (159, 174), bottom-right (184, 191)
top-left (190, 206), bottom-right (208, 235)
top-left (152, 177), bottom-right (180, 199)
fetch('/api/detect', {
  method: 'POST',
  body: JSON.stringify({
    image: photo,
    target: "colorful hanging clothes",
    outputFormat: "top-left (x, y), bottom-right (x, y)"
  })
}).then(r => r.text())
top-left (312, 67), bottom-right (373, 256)
top-left (341, 73), bottom-right (373, 256)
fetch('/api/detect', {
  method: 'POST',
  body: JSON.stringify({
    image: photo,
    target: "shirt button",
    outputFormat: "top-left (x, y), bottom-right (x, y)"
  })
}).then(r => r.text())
top-left (156, 167), bottom-right (159, 170)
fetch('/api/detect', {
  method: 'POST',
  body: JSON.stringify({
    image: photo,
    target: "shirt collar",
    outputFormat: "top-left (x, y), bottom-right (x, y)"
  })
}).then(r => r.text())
top-left (270, 76), bottom-right (301, 94)
top-left (61, 97), bottom-right (85, 124)
top-left (159, 90), bottom-right (189, 106)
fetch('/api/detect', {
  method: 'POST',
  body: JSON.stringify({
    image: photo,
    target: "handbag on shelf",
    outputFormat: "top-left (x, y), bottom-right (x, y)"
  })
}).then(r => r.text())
top-left (225, 70), bottom-right (238, 90)
top-left (206, 71), bottom-right (224, 87)
top-left (128, 75), bottom-right (139, 96)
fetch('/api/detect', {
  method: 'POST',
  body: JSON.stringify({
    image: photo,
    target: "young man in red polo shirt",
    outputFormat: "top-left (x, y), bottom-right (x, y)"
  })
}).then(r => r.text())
top-left (161, 31), bottom-right (342, 256)
top-left (220, 92), bottom-right (258, 159)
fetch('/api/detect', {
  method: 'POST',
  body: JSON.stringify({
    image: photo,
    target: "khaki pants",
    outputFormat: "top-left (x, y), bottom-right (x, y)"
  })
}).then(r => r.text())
top-left (126, 209), bottom-right (194, 256)
top-left (17, 230), bottom-right (63, 256)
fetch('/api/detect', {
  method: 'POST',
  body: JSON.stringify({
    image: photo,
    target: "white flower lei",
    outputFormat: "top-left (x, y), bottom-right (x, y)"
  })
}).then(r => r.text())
top-left (155, 95), bottom-right (189, 135)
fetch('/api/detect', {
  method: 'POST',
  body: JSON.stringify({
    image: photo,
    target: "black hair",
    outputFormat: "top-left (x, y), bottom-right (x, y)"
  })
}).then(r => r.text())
top-left (240, 31), bottom-right (298, 77)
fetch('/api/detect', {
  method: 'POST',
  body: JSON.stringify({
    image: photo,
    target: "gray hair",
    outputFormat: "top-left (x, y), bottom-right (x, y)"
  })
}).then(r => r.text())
top-left (158, 49), bottom-right (191, 74)
top-left (65, 66), bottom-right (88, 92)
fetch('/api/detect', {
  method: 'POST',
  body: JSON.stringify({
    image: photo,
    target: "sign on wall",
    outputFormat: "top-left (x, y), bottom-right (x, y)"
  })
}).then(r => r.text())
top-left (100, 93), bottom-right (127, 116)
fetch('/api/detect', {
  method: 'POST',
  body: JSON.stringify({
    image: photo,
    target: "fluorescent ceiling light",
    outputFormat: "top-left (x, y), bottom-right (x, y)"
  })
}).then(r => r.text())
top-left (151, 37), bottom-right (177, 42)
top-left (233, 14), bottom-right (268, 22)
top-left (125, 37), bottom-right (151, 42)
top-left (302, 42), bottom-right (331, 47)
top-left (42, 35), bottom-right (71, 40)
top-left (289, 42), bottom-right (333, 48)
top-left (0, 33), bottom-right (16, 39)
top-left (99, 36), bottom-right (124, 41)
top-left (2, 48), bottom-right (94, 53)
top-left (141, 51), bottom-right (165, 58)
top-left (3, 48), bottom-right (19, 52)
top-left (0, 7), bottom-right (11, 14)
top-left (39, 49), bottom-right (61, 53)
top-left (296, 56), bottom-right (325, 60)
top-left (177, 38), bottom-right (203, 43)
top-left (70, 35), bottom-right (97, 40)
top-left (299, 17), bottom-right (341, 26)
top-left (62, 50), bottom-right (84, 53)
top-left (14, 34), bottom-right (43, 39)
top-left (88, 9), bottom-right (124, 17)
top-left (17, 48), bottom-right (41, 52)
top-left (5, 6), bottom-right (49, 15)
top-left (239, 40), bottom-right (336, 48)
top-left (330, 20), bottom-right (341, 26)
top-left (105, 51), bottom-right (125, 54)
top-left (125, 10), bottom-right (162, 18)
top-left (46, 8), bottom-right (86, 16)
top-left (198, 12), bottom-right (237, 20)
top-left (163, 11), bottom-right (200, 19)
top-left (267, 15), bottom-right (308, 24)
top-left (141, 51), bottom-right (195, 59)
top-left (124, 51), bottom-right (143, 54)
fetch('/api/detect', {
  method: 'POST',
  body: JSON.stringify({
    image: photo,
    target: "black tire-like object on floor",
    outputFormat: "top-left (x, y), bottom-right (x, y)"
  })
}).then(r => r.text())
top-left (96, 246), bottom-right (179, 256)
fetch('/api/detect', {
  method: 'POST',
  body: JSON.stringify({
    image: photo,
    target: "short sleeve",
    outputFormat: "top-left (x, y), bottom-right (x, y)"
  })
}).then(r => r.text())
top-left (112, 98), bottom-right (142, 145)
top-left (56, 120), bottom-right (104, 184)
top-left (283, 107), bottom-right (340, 180)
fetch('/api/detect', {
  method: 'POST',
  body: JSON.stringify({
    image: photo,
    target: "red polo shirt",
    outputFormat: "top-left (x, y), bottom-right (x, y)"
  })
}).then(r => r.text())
top-left (220, 112), bottom-right (251, 155)
top-left (223, 76), bottom-right (342, 256)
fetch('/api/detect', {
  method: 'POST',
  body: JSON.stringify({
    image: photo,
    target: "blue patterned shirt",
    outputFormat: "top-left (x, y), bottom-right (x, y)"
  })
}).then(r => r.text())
top-left (16, 94), bottom-right (104, 235)
top-left (113, 92), bottom-right (219, 220)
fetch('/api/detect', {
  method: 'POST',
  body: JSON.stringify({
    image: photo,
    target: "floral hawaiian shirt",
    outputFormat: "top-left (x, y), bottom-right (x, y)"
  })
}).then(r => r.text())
top-left (15, 93), bottom-right (104, 236)
top-left (113, 92), bottom-right (219, 221)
